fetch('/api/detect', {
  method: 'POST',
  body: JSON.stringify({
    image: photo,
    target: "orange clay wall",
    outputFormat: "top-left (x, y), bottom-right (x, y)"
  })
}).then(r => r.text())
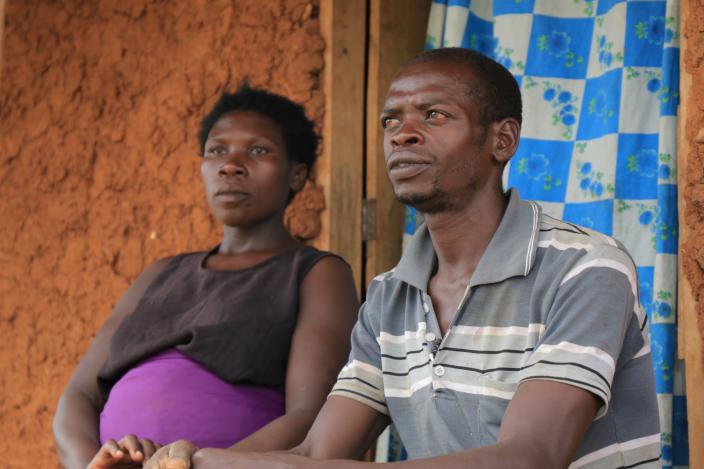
top-left (0, 1), bottom-right (324, 467)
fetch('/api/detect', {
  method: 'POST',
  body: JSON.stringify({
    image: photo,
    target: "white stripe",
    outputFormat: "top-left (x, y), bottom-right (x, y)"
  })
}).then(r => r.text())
top-left (377, 322), bottom-right (427, 345)
top-left (568, 433), bottom-right (661, 468)
top-left (525, 202), bottom-right (539, 275)
top-left (373, 270), bottom-right (394, 282)
top-left (561, 258), bottom-right (637, 298)
top-left (340, 360), bottom-right (383, 378)
top-left (453, 323), bottom-right (545, 337)
top-left (385, 376), bottom-right (432, 398)
top-left (434, 379), bottom-right (515, 400)
top-left (533, 341), bottom-right (615, 373)
top-left (561, 258), bottom-right (646, 327)
top-left (537, 239), bottom-right (594, 252)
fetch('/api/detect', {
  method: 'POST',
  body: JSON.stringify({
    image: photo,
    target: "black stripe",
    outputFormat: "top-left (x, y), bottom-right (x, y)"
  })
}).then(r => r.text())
top-left (332, 389), bottom-right (387, 408)
top-left (382, 360), bottom-right (430, 376)
top-left (381, 348), bottom-right (424, 360)
top-left (441, 360), bottom-right (610, 389)
top-left (619, 456), bottom-right (661, 468)
top-left (524, 375), bottom-right (604, 395)
top-left (640, 313), bottom-right (648, 332)
top-left (539, 227), bottom-right (583, 235)
top-left (531, 360), bottom-right (610, 388)
top-left (337, 376), bottom-right (380, 390)
top-left (562, 221), bottom-right (591, 236)
top-left (442, 346), bottom-right (534, 355)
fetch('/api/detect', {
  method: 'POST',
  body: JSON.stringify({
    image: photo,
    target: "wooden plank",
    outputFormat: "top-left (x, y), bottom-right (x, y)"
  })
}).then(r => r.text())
top-left (0, 0), bottom-right (5, 85)
top-left (364, 0), bottom-right (431, 286)
top-left (318, 0), bottom-right (367, 293)
top-left (678, 0), bottom-right (704, 466)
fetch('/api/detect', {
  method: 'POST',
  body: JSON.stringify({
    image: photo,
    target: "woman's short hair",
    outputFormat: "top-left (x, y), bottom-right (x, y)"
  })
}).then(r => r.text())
top-left (198, 85), bottom-right (319, 174)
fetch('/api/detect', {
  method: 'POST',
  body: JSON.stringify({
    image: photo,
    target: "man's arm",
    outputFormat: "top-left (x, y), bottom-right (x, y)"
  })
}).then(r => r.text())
top-left (189, 380), bottom-right (596, 469)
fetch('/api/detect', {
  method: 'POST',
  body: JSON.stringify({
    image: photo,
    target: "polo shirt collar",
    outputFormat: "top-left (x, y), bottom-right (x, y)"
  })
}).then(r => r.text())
top-left (392, 189), bottom-right (541, 291)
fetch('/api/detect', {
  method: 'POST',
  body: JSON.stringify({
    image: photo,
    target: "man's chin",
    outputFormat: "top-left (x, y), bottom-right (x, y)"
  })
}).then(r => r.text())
top-left (395, 190), bottom-right (448, 215)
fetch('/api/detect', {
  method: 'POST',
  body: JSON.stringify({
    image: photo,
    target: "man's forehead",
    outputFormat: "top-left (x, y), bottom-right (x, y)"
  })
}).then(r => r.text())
top-left (384, 62), bottom-right (479, 104)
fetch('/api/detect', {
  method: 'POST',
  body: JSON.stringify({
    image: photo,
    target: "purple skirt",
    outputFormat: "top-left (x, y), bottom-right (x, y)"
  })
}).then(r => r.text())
top-left (99, 349), bottom-right (285, 448)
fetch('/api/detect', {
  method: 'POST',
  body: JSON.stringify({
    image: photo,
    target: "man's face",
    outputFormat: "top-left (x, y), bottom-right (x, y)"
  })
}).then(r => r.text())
top-left (381, 61), bottom-right (496, 214)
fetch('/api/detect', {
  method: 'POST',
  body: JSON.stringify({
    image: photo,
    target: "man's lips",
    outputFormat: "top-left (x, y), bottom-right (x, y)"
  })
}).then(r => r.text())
top-left (386, 152), bottom-right (433, 179)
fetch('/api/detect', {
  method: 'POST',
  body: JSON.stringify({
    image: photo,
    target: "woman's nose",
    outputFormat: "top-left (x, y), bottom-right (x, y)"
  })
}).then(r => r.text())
top-left (219, 153), bottom-right (247, 176)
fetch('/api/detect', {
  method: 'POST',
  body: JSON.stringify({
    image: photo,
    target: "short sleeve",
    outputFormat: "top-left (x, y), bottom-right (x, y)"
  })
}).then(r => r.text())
top-left (518, 245), bottom-right (646, 418)
top-left (329, 281), bottom-right (388, 415)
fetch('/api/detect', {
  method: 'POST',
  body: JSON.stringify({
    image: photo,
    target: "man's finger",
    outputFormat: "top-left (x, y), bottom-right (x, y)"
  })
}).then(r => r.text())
top-left (162, 440), bottom-right (198, 469)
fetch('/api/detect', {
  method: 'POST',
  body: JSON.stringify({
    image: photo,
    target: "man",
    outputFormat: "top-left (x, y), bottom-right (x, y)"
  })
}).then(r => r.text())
top-left (149, 47), bottom-right (660, 468)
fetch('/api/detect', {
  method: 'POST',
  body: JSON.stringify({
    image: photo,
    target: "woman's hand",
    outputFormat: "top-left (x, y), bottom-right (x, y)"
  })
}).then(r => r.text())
top-left (142, 439), bottom-right (198, 469)
top-left (87, 435), bottom-right (160, 468)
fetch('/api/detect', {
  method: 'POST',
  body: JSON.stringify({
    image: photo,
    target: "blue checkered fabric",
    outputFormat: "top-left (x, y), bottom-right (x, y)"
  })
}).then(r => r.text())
top-left (395, 0), bottom-right (686, 466)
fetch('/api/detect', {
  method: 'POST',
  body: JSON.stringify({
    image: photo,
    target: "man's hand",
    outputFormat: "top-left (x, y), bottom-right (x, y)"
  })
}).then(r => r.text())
top-left (143, 439), bottom-right (198, 469)
top-left (87, 435), bottom-right (160, 469)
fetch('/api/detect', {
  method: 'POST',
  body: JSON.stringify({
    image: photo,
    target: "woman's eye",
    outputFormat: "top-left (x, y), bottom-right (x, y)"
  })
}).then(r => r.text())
top-left (381, 117), bottom-right (400, 129)
top-left (249, 146), bottom-right (269, 156)
top-left (204, 146), bottom-right (227, 157)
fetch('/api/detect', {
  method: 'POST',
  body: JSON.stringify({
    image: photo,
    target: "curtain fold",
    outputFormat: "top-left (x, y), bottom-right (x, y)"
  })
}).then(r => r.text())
top-left (393, 1), bottom-right (686, 466)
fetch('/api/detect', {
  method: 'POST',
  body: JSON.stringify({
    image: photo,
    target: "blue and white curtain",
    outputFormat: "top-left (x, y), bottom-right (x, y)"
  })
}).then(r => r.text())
top-left (398, 0), bottom-right (687, 466)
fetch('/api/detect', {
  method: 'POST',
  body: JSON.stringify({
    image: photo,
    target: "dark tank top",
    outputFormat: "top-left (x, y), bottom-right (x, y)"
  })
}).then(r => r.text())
top-left (98, 245), bottom-right (338, 398)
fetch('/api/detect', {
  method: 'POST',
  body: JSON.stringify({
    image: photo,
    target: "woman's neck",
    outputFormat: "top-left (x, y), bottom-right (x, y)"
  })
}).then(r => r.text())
top-left (218, 219), bottom-right (299, 255)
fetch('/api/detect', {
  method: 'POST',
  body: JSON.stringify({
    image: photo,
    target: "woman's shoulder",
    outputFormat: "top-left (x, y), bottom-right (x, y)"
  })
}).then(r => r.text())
top-left (290, 245), bottom-right (350, 275)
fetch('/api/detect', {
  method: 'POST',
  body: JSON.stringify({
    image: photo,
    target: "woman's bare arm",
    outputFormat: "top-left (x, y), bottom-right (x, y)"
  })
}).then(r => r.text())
top-left (53, 258), bottom-right (171, 469)
top-left (227, 255), bottom-right (360, 452)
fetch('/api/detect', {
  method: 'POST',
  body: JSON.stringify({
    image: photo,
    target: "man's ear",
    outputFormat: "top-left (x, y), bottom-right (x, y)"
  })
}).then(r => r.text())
top-left (492, 118), bottom-right (521, 165)
top-left (289, 162), bottom-right (308, 193)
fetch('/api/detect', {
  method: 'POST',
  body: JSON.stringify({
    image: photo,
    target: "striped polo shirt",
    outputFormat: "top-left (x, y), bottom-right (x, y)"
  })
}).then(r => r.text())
top-left (330, 189), bottom-right (661, 468)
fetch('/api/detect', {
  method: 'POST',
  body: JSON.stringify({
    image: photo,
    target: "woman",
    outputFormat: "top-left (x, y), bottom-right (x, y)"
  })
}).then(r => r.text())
top-left (53, 86), bottom-right (359, 468)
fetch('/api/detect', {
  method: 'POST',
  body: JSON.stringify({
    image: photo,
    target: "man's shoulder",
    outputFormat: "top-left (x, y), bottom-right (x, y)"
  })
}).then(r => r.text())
top-left (536, 212), bottom-right (633, 265)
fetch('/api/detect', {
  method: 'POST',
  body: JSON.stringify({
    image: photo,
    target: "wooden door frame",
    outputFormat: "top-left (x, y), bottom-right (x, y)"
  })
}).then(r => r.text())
top-left (318, 0), bottom-right (430, 294)
top-left (317, 0), bottom-right (367, 293)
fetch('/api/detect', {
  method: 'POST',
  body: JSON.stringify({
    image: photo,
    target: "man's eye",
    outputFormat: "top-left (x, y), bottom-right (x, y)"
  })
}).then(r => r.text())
top-left (427, 110), bottom-right (446, 120)
top-left (249, 146), bottom-right (268, 156)
top-left (381, 117), bottom-right (400, 129)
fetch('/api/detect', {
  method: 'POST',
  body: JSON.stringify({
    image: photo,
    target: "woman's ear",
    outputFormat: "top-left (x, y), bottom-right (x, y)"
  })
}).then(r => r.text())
top-left (289, 163), bottom-right (308, 193)
top-left (492, 118), bottom-right (521, 165)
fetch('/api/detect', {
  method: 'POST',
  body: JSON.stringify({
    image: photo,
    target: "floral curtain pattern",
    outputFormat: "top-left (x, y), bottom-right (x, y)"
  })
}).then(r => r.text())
top-left (395, 0), bottom-right (687, 466)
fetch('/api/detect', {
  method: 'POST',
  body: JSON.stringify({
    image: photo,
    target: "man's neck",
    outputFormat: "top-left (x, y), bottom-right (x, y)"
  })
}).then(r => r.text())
top-left (424, 190), bottom-right (508, 283)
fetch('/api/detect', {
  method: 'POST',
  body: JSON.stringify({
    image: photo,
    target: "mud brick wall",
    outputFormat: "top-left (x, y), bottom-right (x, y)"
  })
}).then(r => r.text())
top-left (0, 1), bottom-right (324, 466)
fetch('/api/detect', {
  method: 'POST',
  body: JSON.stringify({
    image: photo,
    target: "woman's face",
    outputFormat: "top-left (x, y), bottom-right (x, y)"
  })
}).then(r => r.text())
top-left (201, 111), bottom-right (306, 228)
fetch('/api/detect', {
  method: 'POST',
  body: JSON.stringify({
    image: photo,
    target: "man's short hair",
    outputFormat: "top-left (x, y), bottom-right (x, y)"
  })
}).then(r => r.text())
top-left (198, 85), bottom-right (319, 174)
top-left (402, 47), bottom-right (522, 126)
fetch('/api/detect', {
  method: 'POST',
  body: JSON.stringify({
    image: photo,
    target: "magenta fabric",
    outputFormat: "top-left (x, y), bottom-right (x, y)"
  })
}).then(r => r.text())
top-left (99, 349), bottom-right (285, 448)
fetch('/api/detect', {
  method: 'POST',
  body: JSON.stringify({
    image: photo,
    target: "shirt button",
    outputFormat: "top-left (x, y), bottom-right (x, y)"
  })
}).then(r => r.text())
top-left (434, 365), bottom-right (445, 377)
top-left (423, 302), bottom-right (430, 313)
top-left (425, 332), bottom-right (436, 342)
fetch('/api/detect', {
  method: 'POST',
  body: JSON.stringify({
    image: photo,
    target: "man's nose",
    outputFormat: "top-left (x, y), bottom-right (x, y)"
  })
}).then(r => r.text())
top-left (390, 121), bottom-right (424, 147)
top-left (219, 153), bottom-right (247, 176)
